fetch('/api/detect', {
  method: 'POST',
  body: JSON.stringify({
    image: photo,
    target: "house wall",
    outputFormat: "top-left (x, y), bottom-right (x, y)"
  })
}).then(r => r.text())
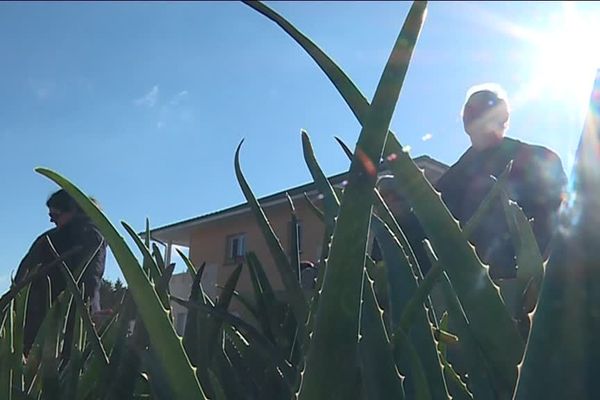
top-left (187, 195), bottom-right (325, 311)
top-left (169, 262), bottom-right (220, 334)
top-left (172, 161), bottom-right (446, 323)
top-left (169, 272), bottom-right (193, 335)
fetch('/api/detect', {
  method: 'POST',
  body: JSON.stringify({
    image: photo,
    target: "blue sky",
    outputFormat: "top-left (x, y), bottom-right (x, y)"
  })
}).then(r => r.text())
top-left (1, 1), bottom-right (599, 292)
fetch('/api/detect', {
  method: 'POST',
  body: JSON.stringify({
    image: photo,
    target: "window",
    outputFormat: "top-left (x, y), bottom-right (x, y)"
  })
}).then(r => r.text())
top-left (226, 233), bottom-right (246, 262)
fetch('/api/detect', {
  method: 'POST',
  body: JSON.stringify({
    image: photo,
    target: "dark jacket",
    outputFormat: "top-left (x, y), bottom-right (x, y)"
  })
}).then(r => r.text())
top-left (435, 137), bottom-right (567, 279)
top-left (16, 215), bottom-right (106, 354)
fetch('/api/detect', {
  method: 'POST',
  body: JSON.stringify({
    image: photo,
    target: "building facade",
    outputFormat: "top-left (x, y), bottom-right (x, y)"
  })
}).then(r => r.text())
top-left (149, 156), bottom-right (448, 330)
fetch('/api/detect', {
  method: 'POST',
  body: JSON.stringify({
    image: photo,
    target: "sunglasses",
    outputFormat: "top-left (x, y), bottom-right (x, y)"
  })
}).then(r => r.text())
top-left (48, 210), bottom-right (63, 220)
top-left (463, 92), bottom-right (501, 122)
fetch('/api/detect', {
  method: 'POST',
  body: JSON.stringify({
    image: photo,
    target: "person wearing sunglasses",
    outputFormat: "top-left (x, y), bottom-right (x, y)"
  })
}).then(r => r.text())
top-left (434, 83), bottom-right (567, 280)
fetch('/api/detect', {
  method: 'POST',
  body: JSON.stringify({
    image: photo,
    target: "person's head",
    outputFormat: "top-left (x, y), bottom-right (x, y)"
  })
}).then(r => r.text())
top-left (461, 83), bottom-right (510, 150)
top-left (46, 189), bottom-right (82, 228)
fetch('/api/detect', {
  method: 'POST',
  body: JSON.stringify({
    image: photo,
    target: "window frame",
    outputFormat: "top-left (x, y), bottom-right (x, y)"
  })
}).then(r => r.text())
top-left (225, 233), bottom-right (246, 264)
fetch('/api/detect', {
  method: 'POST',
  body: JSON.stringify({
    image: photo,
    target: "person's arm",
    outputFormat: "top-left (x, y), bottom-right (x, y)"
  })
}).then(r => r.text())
top-left (528, 148), bottom-right (568, 257)
top-left (535, 150), bottom-right (567, 207)
top-left (14, 233), bottom-right (51, 284)
top-left (80, 227), bottom-right (107, 313)
top-left (434, 165), bottom-right (466, 222)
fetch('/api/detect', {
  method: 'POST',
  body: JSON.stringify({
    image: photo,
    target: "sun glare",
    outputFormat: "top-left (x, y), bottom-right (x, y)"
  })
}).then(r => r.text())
top-left (515, 3), bottom-right (600, 112)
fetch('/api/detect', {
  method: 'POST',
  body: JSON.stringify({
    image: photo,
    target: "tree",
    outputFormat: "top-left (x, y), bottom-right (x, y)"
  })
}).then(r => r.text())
top-left (99, 277), bottom-right (127, 312)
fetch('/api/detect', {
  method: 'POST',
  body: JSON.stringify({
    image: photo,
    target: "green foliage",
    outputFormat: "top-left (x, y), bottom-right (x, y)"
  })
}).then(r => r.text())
top-left (1, 1), bottom-right (597, 399)
top-left (100, 278), bottom-right (126, 311)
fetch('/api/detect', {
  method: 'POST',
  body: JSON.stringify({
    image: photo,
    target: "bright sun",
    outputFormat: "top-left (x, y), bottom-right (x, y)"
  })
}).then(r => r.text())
top-left (515, 3), bottom-right (600, 112)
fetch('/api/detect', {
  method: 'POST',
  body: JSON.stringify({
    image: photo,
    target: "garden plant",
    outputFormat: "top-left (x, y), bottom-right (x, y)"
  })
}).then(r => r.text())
top-left (1, 1), bottom-right (599, 399)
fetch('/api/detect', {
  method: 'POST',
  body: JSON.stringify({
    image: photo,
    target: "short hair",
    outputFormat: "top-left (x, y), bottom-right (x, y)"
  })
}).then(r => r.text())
top-left (46, 189), bottom-right (81, 213)
top-left (461, 82), bottom-right (510, 118)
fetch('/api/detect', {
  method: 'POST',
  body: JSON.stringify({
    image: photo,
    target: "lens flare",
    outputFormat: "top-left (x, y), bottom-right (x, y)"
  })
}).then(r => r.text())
top-left (513, 3), bottom-right (600, 114)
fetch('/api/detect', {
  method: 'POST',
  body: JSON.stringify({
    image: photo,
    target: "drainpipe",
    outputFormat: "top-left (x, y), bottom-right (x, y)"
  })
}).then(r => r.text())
top-left (165, 240), bottom-right (173, 267)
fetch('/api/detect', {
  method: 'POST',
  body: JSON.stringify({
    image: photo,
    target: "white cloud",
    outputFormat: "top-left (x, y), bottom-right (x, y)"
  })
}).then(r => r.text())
top-left (27, 78), bottom-right (57, 100)
top-left (134, 85), bottom-right (159, 108)
top-left (131, 87), bottom-right (190, 128)
top-left (168, 90), bottom-right (188, 107)
top-left (422, 133), bottom-right (433, 141)
top-left (157, 90), bottom-right (190, 129)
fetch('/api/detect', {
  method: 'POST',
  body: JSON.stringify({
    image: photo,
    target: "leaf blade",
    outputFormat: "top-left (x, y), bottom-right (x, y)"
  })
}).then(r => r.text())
top-left (298, 3), bottom-right (428, 398)
top-left (35, 168), bottom-right (207, 400)
top-left (234, 143), bottom-right (308, 328)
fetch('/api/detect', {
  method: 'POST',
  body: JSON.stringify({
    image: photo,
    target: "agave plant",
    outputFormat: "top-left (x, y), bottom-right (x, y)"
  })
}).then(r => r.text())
top-left (1, 1), bottom-right (599, 399)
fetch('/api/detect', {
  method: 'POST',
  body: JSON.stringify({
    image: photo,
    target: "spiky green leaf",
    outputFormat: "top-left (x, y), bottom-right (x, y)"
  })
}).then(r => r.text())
top-left (35, 168), bottom-right (206, 400)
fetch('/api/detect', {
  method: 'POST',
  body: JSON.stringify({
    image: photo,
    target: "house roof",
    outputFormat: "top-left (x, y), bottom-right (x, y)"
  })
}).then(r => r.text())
top-left (146, 155), bottom-right (448, 246)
